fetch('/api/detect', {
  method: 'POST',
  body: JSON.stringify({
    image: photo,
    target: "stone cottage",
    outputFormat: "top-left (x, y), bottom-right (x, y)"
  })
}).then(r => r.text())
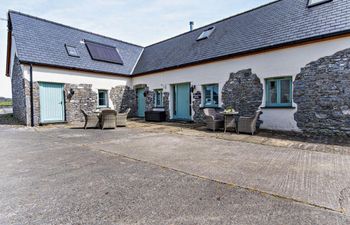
top-left (5, 0), bottom-right (350, 136)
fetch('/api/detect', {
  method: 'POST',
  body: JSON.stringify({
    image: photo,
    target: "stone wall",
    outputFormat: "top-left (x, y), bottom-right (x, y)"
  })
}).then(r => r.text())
top-left (11, 56), bottom-right (27, 125)
top-left (163, 92), bottom-right (170, 121)
top-left (64, 84), bottom-right (97, 123)
top-left (192, 91), bottom-right (205, 123)
top-left (294, 48), bottom-right (350, 136)
top-left (145, 87), bottom-right (154, 112)
top-left (110, 85), bottom-right (137, 117)
top-left (222, 69), bottom-right (263, 116)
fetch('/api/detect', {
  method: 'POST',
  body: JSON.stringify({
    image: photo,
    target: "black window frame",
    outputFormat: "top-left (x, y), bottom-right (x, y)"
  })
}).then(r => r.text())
top-left (65, 44), bottom-right (80, 57)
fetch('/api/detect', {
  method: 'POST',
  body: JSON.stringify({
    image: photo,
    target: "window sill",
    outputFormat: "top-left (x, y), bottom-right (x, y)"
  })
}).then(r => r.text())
top-left (261, 106), bottom-right (296, 109)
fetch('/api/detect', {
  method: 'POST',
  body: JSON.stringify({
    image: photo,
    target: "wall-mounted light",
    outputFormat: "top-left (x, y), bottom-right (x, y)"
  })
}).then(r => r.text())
top-left (190, 85), bottom-right (196, 93)
top-left (67, 88), bottom-right (75, 99)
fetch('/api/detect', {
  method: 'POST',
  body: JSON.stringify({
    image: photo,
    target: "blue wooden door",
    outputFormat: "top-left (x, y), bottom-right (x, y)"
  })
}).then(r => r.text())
top-left (39, 83), bottom-right (65, 123)
top-left (173, 83), bottom-right (191, 120)
top-left (137, 88), bottom-right (145, 117)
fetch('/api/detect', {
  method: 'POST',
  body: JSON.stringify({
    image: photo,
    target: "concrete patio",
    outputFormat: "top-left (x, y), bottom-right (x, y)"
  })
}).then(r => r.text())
top-left (0, 120), bottom-right (350, 224)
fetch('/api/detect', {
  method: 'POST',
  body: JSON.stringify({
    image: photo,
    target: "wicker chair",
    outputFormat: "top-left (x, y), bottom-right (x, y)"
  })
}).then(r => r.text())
top-left (81, 109), bottom-right (100, 129)
top-left (100, 109), bottom-right (117, 130)
top-left (237, 110), bottom-right (262, 135)
top-left (116, 108), bottom-right (131, 127)
top-left (203, 108), bottom-right (224, 131)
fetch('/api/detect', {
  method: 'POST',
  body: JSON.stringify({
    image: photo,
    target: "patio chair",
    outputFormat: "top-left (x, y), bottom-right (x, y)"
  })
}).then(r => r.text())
top-left (81, 109), bottom-right (100, 129)
top-left (203, 108), bottom-right (224, 131)
top-left (116, 108), bottom-right (131, 127)
top-left (237, 110), bottom-right (262, 135)
top-left (100, 109), bottom-right (117, 130)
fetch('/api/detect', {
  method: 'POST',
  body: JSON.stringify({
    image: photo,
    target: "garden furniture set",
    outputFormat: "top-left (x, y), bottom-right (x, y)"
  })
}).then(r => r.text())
top-left (203, 108), bottom-right (262, 135)
top-left (81, 108), bottom-right (131, 129)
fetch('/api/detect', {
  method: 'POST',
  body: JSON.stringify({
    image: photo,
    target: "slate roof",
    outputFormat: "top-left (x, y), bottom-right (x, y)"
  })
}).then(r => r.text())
top-left (9, 11), bottom-right (143, 76)
top-left (133, 0), bottom-right (350, 75)
top-left (8, 0), bottom-right (350, 77)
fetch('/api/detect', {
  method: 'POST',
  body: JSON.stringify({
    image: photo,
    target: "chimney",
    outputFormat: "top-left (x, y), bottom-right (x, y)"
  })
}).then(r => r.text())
top-left (189, 21), bottom-right (194, 31)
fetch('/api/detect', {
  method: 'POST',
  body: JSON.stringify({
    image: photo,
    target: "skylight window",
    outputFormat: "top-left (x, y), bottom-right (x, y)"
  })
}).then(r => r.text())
top-left (308, 0), bottom-right (332, 7)
top-left (65, 45), bottom-right (79, 57)
top-left (197, 26), bottom-right (215, 41)
top-left (85, 40), bottom-right (124, 65)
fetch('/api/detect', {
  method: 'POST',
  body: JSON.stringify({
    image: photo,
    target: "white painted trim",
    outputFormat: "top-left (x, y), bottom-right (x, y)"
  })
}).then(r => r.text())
top-left (9, 35), bottom-right (18, 78)
top-left (130, 48), bottom-right (144, 75)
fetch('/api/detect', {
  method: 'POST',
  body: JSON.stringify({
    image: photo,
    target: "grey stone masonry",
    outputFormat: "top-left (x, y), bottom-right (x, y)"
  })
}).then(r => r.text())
top-left (110, 85), bottom-right (137, 117)
top-left (163, 92), bottom-right (170, 121)
top-left (64, 84), bottom-right (97, 123)
top-left (11, 56), bottom-right (27, 125)
top-left (145, 87), bottom-right (154, 112)
top-left (193, 91), bottom-right (205, 123)
top-left (222, 69), bottom-right (263, 116)
top-left (294, 48), bottom-right (350, 137)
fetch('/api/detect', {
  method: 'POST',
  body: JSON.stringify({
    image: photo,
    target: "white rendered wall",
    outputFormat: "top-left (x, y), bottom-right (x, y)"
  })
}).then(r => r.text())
top-left (132, 36), bottom-right (350, 131)
top-left (22, 66), bottom-right (132, 110)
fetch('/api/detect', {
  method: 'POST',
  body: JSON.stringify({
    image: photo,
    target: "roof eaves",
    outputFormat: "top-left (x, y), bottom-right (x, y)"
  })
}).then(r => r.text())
top-left (5, 12), bottom-right (12, 77)
top-left (19, 60), bottom-right (131, 78)
top-left (133, 30), bottom-right (350, 76)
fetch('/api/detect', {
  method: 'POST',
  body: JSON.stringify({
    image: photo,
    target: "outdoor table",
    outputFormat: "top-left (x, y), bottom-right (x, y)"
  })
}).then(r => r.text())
top-left (222, 112), bottom-right (239, 133)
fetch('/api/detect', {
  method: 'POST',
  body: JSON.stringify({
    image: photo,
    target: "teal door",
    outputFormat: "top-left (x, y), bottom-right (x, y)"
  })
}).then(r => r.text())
top-left (137, 88), bottom-right (145, 117)
top-left (173, 83), bottom-right (191, 120)
top-left (39, 83), bottom-right (65, 123)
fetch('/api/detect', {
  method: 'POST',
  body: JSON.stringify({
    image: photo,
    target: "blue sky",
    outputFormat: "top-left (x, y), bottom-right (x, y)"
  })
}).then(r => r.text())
top-left (0, 0), bottom-right (273, 97)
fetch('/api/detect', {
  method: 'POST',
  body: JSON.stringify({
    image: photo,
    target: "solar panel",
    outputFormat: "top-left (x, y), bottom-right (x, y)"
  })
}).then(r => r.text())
top-left (85, 40), bottom-right (124, 65)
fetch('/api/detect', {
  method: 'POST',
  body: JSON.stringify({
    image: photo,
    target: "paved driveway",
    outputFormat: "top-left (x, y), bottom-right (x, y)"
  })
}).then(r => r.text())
top-left (0, 125), bottom-right (349, 224)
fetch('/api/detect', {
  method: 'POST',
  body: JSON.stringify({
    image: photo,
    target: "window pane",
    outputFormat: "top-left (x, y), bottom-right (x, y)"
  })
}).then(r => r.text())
top-left (154, 90), bottom-right (163, 107)
top-left (212, 85), bottom-right (218, 105)
top-left (204, 84), bottom-right (218, 106)
top-left (204, 86), bottom-right (212, 105)
top-left (98, 91), bottom-right (107, 106)
top-left (280, 79), bottom-right (291, 104)
top-left (269, 81), bottom-right (277, 104)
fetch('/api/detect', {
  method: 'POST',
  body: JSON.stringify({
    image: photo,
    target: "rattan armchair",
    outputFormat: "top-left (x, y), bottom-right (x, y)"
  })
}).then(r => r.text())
top-left (81, 109), bottom-right (100, 129)
top-left (116, 108), bottom-right (131, 127)
top-left (203, 108), bottom-right (224, 131)
top-left (237, 110), bottom-right (262, 135)
top-left (100, 109), bottom-right (117, 130)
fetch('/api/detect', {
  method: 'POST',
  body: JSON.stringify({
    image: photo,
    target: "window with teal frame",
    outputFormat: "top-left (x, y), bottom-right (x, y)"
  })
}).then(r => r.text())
top-left (265, 77), bottom-right (292, 107)
top-left (153, 89), bottom-right (163, 107)
top-left (203, 84), bottom-right (219, 107)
